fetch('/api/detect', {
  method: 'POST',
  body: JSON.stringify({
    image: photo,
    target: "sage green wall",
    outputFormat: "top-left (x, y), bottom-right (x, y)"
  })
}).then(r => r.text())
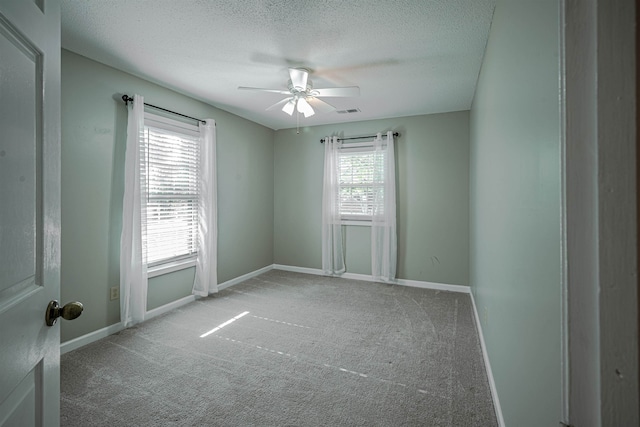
top-left (60, 49), bottom-right (274, 343)
top-left (469, 0), bottom-right (561, 425)
top-left (274, 112), bottom-right (470, 285)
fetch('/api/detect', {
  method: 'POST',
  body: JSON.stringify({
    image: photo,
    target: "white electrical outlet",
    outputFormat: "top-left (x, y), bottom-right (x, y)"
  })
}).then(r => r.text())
top-left (482, 306), bottom-right (488, 325)
top-left (110, 286), bottom-right (119, 301)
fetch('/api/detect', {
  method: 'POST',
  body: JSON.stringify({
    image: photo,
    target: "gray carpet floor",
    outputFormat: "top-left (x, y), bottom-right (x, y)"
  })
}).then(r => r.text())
top-left (61, 270), bottom-right (497, 426)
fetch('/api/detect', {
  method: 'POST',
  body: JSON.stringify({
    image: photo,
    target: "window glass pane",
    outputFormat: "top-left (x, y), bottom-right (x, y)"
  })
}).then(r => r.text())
top-left (338, 148), bottom-right (385, 219)
top-left (143, 122), bottom-right (200, 265)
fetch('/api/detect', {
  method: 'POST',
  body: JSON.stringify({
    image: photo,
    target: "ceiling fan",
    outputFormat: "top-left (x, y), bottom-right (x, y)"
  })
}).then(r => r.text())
top-left (238, 68), bottom-right (360, 118)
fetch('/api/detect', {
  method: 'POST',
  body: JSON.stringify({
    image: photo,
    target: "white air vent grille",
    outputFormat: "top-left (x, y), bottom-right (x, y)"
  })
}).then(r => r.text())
top-left (336, 108), bottom-right (361, 114)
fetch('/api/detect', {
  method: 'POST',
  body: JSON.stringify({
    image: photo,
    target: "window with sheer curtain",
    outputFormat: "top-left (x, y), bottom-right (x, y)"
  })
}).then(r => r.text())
top-left (142, 114), bottom-right (200, 266)
top-left (122, 94), bottom-right (216, 326)
top-left (322, 132), bottom-right (396, 282)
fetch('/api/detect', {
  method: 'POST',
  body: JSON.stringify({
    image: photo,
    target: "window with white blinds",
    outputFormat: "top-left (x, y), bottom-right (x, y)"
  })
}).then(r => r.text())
top-left (338, 146), bottom-right (385, 220)
top-left (142, 114), bottom-right (200, 266)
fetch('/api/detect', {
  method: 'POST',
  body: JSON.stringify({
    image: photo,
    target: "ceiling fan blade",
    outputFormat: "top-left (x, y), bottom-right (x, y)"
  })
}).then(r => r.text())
top-left (238, 86), bottom-right (291, 95)
top-left (266, 98), bottom-right (293, 111)
top-left (306, 97), bottom-right (336, 114)
top-left (296, 97), bottom-right (315, 117)
top-left (313, 86), bottom-right (360, 98)
top-left (288, 68), bottom-right (308, 91)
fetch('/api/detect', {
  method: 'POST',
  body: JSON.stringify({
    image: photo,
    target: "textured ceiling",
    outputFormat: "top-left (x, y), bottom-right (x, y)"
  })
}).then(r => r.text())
top-left (61, 0), bottom-right (496, 130)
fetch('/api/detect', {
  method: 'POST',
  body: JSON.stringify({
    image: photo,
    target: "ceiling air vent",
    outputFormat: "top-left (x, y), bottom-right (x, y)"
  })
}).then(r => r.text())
top-left (336, 108), bottom-right (361, 114)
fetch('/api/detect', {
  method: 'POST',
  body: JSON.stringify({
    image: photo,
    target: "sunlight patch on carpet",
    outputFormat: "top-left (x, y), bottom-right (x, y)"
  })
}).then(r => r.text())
top-left (199, 311), bottom-right (250, 338)
top-left (249, 314), bottom-right (311, 329)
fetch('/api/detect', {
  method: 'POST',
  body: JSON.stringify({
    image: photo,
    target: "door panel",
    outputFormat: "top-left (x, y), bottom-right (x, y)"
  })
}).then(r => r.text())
top-left (0, 14), bottom-right (38, 292)
top-left (0, 1), bottom-right (61, 426)
top-left (0, 364), bottom-right (39, 427)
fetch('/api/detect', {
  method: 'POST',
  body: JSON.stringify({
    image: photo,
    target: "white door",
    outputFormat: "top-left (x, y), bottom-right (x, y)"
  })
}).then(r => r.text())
top-left (0, 0), bottom-right (62, 426)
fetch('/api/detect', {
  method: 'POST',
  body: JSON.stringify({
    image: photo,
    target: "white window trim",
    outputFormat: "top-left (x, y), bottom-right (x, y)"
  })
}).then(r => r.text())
top-left (144, 112), bottom-right (200, 136)
top-left (339, 141), bottom-right (388, 150)
top-left (148, 256), bottom-right (197, 278)
top-left (143, 112), bottom-right (201, 273)
top-left (341, 219), bottom-right (372, 226)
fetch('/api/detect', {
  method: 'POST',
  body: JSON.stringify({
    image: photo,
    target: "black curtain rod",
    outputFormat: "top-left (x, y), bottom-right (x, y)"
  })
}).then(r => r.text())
top-left (122, 94), bottom-right (206, 124)
top-left (320, 132), bottom-right (400, 144)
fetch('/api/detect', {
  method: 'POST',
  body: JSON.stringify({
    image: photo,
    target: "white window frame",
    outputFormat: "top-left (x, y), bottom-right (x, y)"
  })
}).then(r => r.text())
top-left (337, 141), bottom-right (386, 226)
top-left (142, 113), bottom-right (201, 276)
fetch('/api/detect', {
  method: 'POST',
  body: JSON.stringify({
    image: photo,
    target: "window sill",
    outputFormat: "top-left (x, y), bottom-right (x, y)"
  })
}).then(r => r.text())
top-left (341, 220), bottom-right (372, 227)
top-left (148, 257), bottom-right (196, 278)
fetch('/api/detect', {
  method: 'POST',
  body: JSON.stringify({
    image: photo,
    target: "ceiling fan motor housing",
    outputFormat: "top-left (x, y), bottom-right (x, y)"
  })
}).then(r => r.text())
top-left (288, 79), bottom-right (314, 97)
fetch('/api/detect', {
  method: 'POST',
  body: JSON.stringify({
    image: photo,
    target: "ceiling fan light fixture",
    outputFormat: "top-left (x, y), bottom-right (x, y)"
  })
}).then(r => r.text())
top-left (297, 97), bottom-right (315, 117)
top-left (282, 99), bottom-right (296, 115)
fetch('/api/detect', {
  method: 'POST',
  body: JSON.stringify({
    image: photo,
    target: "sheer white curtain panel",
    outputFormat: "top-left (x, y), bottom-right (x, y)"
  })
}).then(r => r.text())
top-left (322, 136), bottom-right (346, 275)
top-left (371, 131), bottom-right (397, 282)
top-left (120, 94), bottom-right (148, 327)
top-left (192, 119), bottom-right (218, 296)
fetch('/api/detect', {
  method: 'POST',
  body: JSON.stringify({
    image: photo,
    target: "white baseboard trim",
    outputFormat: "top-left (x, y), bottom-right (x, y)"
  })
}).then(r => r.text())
top-left (145, 294), bottom-right (197, 321)
top-left (273, 264), bottom-right (470, 294)
top-left (60, 322), bottom-right (124, 355)
top-left (273, 264), bottom-right (323, 276)
top-left (396, 277), bottom-right (470, 294)
top-left (469, 291), bottom-right (505, 427)
top-left (218, 264), bottom-right (274, 291)
top-left (61, 295), bottom-right (197, 355)
top-left (342, 272), bottom-right (376, 281)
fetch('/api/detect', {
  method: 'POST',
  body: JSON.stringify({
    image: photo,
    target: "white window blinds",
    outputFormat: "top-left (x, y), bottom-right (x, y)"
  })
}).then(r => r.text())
top-left (338, 147), bottom-right (385, 219)
top-left (142, 115), bottom-right (200, 265)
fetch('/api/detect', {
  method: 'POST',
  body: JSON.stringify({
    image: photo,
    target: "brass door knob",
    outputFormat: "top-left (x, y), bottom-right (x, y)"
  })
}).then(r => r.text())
top-left (45, 300), bottom-right (83, 326)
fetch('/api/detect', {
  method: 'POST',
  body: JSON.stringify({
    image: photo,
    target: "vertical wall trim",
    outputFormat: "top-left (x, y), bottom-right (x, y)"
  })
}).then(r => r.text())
top-left (565, 0), bottom-right (639, 424)
top-left (637, 0), bottom-right (640, 412)
top-left (558, 0), bottom-right (570, 423)
top-left (596, 0), bottom-right (639, 423)
top-left (565, 0), bottom-right (601, 423)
